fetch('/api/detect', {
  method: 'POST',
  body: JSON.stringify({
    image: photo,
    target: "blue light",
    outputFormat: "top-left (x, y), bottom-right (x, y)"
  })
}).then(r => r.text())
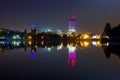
top-left (31, 51), bottom-right (35, 56)
top-left (31, 24), bottom-right (36, 28)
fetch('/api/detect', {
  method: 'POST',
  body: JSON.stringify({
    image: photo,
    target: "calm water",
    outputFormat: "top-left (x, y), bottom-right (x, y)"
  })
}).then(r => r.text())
top-left (0, 40), bottom-right (120, 80)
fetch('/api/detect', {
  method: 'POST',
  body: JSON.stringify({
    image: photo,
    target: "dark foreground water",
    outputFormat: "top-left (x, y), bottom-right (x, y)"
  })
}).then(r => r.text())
top-left (0, 41), bottom-right (120, 80)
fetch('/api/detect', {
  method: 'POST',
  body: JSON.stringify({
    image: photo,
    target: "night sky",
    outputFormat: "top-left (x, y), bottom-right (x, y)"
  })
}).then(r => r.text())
top-left (0, 0), bottom-right (120, 33)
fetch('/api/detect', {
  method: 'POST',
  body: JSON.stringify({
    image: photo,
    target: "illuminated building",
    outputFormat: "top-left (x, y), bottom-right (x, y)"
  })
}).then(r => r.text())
top-left (80, 33), bottom-right (91, 39)
top-left (67, 45), bottom-right (76, 67)
top-left (68, 16), bottom-right (76, 33)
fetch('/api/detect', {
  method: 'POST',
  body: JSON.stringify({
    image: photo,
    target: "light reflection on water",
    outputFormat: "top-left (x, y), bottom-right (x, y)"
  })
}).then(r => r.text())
top-left (0, 40), bottom-right (120, 80)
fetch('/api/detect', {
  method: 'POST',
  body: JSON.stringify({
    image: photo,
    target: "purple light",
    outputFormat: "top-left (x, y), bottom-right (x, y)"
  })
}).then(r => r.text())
top-left (68, 46), bottom-right (76, 67)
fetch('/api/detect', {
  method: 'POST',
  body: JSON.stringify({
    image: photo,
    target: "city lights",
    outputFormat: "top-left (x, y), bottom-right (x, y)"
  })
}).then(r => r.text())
top-left (92, 35), bottom-right (101, 39)
top-left (80, 33), bottom-right (91, 39)
top-left (28, 41), bottom-right (32, 45)
top-left (28, 36), bottom-right (32, 40)
top-left (80, 41), bottom-right (90, 47)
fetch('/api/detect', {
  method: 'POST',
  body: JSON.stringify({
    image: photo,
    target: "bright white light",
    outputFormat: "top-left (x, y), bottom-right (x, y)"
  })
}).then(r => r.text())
top-left (67, 46), bottom-right (76, 53)
top-left (92, 35), bottom-right (96, 39)
top-left (92, 41), bottom-right (96, 46)
top-left (47, 29), bottom-right (51, 32)
top-left (47, 47), bottom-right (52, 52)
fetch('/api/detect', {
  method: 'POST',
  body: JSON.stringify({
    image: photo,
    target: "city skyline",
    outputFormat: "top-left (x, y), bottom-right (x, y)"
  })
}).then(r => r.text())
top-left (0, 0), bottom-right (120, 33)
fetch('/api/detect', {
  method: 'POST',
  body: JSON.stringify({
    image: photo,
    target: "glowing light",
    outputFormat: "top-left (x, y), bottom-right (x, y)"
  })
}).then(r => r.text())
top-left (31, 51), bottom-right (35, 56)
top-left (28, 36), bottom-right (32, 39)
top-left (92, 41), bottom-right (101, 47)
top-left (67, 45), bottom-right (76, 53)
top-left (92, 35), bottom-right (101, 39)
top-left (96, 35), bottom-right (101, 39)
top-left (16, 42), bottom-right (21, 46)
top-left (28, 41), bottom-right (32, 45)
top-left (13, 36), bottom-right (16, 39)
top-left (92, 36), bottom-right (96, 39)
top-left (102, 36), bottom-right (109, 39)
top-left (106, 42), bottom-right (109, 46)
top-left (13, 41), bottom-right (16, 45)
top-left (68, 16), bottom-right (76, 33)
top-left (12, 41), bottom-right (21, 46)
top-left (57, 43), bottom-right (63, 51)
top-left (68, 45), bottom-right (76, 67)
top-left (12, 35), bottom-right (20, 39)
top-left (47, 47), bottom-right (52, 52)
top-left (47, 29), bottom-right (51, 32)
top-left (83, 34), bottom-right (89, 39)
top-left (41, 41), bottom-right (44, 45)
top-left (92, 41), bottom-right (96, 45)
top-left (68, 29), bottom-right (76, 34)
top-left (80, 33), bottom-right (90, 39)
top-left (80, 41), bottom-right (90, 47)
top-left (60, 34), bottom-right (63, 38)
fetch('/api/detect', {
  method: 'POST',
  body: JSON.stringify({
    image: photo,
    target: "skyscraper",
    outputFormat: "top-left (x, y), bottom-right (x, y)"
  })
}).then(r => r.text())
top-left (68, 16), bottom-right (76, 33)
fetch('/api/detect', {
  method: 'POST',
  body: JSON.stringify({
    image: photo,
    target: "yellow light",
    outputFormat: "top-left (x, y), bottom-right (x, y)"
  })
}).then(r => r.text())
top-left (80, 41), bottom-right (90, 47)
top-left (75, 34), bottom-right (78, 36)
top-left (80, 34), bottom-right (90, 39)
top-left (60, 34), bottom-right (63, 38)
top-left (67, 34), bottom-right (69, 37)
top-left (28, 36), bottom-right (32, 39)
top-left (83, 34), bottom-right (89, 39)
top-left (92, 41), bottom-right (101, 47)
top-left (96, 35), bottom-right (101, 39)
top-left (96, 41), bottom-right (101, 47)
top-left (28, 41), bottom-right (32, 45)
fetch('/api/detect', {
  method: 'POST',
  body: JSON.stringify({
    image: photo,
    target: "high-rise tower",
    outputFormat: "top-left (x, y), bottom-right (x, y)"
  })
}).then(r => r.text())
top-left (68, 16), bottom-right (76, 33)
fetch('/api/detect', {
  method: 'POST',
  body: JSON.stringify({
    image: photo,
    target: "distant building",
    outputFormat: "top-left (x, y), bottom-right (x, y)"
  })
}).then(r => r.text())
top-left (68, 16), bottom-right (76, 33)
top-left (31, 27), bottom-right (37, 34)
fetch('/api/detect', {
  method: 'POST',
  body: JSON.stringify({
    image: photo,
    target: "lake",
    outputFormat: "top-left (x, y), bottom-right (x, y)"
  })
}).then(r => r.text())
top-left (0, 40), bottom-right (120, 80)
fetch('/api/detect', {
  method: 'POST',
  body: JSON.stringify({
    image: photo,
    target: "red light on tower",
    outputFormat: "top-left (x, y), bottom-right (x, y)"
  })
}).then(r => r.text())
top-left (68, 16), bottom-right (76, 20)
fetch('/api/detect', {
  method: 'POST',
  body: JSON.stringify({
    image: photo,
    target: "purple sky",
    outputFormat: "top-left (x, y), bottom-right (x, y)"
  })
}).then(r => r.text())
top-left (0, 0), bottom-right (120, 33)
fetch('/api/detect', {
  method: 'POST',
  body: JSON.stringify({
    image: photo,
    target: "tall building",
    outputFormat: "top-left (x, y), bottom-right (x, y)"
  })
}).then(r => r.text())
top-left (68, 16), bottom-right (76, 33)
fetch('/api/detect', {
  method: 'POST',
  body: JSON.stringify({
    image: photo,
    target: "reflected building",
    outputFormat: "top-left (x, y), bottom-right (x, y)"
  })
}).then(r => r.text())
top-left (67, 44), bottom-right (76, 67)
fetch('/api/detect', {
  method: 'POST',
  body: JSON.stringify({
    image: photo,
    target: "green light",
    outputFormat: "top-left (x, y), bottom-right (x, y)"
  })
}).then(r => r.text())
top-left (12, 41), bottom-right (16, 45)
top-left (13, 36), bottom-right (16, 39)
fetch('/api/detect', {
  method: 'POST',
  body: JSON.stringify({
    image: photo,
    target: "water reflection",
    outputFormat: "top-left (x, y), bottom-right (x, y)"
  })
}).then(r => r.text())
top-left (67, 44), bottom-right (76, 67)
top-left (0, 40), bottom-right (120, 67)
top-left (102, 41), bottom-right (120, 58)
